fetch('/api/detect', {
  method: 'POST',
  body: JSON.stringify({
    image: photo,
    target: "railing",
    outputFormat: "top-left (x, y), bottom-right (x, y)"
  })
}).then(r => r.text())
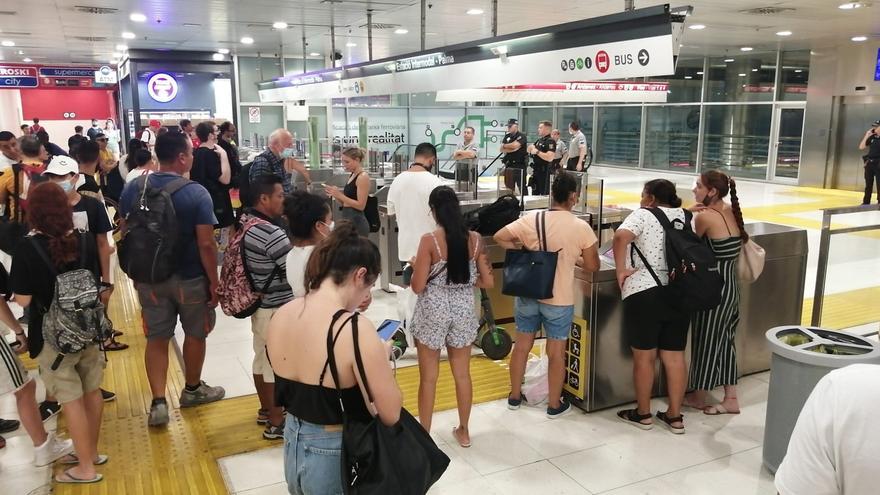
top-left (811, 204), bottom-right (880, 336)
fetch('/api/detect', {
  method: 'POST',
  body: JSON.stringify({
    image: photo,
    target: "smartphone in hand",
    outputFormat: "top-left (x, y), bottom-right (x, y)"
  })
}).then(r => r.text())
top-left (376, 319), bottom-right (402, 341)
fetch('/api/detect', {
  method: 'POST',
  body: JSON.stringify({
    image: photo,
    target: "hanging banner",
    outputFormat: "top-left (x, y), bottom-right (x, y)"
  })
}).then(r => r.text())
top-left (436, 81), bottom-right (670, 103)
top-left (0, 66), bottom-right (39, 87)
top-left (259, 5), bottom-right (687, 103)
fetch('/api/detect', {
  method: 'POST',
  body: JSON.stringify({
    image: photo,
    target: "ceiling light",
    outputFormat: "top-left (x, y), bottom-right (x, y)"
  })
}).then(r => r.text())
top-left (394, 28), bottom-right (409, 35)
top-left (852, 35), bottom-right (868, 42)
top-left (794, 69), bottom-right (803, 73)
top-left (16, 50), bottom-right (23, 55)
top-left (838, 2), bottom-right (863, 9)
top-left (122, 32), bottom-right (136, 39)
top-left (309, 52), bottom-right (321, 57)
top-left (129, 12), bottom-right (147, 22)
top-left (491, 45), bottom-right (508, 55)
top-left (346, 42), bottom-right (357, 47)
top-left (740, 47), bottom-right (753, 52)
top-left (776, 31), bottom-right (792, 36)
top-left (696, 71), bottom-right (704, 75)
top-left (684, 76), bottom-right (693, 79)
top-left (272, 21), bottom-right (288, 30)
top-left (218, 48), bottom-right (230, 54)
top-left (466, 8), bottom-right (484, 15)
top-left (752, 68), bottom-right (759, 72)
top-left (115, 44), bottom-right (128, 51)
top-left (241, 36), bottom-right (254, 44)
top-left (1, 40), bottom-right (14, 47)
top-left (689, 24), bottom-right (706, 30)
top-left (738, 73), bottom-right (747, 77)
top-left (724, 58), bottom-right (735, 62)
top-left (212, 53), bottom-right (224, 61)
top-left (22, 57), bottom-right (31, 62)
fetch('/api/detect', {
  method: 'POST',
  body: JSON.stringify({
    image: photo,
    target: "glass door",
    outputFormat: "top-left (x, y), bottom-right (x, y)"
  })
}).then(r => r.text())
top-left (771, 107), bottom-right (805, 180)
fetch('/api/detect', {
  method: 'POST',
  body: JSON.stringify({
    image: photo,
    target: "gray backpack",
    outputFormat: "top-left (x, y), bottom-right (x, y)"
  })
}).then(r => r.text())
top-left (31, 235), bottom-right (110, 370)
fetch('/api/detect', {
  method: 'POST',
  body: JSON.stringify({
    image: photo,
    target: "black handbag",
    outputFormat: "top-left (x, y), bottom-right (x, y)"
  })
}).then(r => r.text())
top-left (502, 211), bottom-right (558, 300)
top-left (325, 310), bottom-right (449, 494)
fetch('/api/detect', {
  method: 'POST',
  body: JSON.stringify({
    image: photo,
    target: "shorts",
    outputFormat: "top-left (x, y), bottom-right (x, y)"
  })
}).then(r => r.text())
top-left (251, 307), bottom-right (278, 383)
top-left (37, 345), bottom-right (105, 404)
top-left (514, 298), bottom-right (574, 340)
top-left (136, 275), bottom-right (216, 341)
top-left (284, 415), bottom-right (344, 495)
top-left (623, 286), bottom-right (690, 351)
top-left (0, 337), bottom-right (30, 396)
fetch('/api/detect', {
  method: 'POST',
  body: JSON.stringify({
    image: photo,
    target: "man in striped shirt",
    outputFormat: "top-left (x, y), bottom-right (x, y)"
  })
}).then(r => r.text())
top-left (241, 175), bottom-right (293, 439)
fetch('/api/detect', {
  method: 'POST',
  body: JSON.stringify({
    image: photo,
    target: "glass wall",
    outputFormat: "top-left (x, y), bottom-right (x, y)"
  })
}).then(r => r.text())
top-left (596, 106), bottom-right (641, 167)
top-left (706, 52), bottom-right (777, 103)
top-left (521, 107), bottom-right (553, 141)
top-left (778, 50), bottom-right (810, 101)
top-left (559, 106), bottom-right (594, 141)
top-left (644, 106), bottom-right (700, 172)
top-left (702, 105), bottom-right (772, 179)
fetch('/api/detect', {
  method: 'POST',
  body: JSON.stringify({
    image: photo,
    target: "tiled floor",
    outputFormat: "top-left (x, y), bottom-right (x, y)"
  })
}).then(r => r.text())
top-left (2, 166), bottom-right (879, 494)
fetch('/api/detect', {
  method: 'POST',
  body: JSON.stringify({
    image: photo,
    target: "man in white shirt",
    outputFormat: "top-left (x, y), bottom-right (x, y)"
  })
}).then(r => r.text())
top-left (775, 364), bottom-right (880, 495)
top-left (140, 119), bottom-right (162, 151)
top-left (386, 142), bottom-right (444, 331)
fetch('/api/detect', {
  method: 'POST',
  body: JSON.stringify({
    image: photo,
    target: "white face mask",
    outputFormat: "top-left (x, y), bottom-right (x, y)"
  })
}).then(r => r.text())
top-left (319, 220), bottom-right (335, 237)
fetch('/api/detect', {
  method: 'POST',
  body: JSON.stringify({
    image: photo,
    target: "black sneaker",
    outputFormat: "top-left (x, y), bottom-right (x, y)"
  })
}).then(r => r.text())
top-left (262, 421), bottom-right (284, 440)
top-left (40, 401), bottom-right (62, 423)
top-left (0, 418), bottom-right (20, 434)
top-left (101, 389), bottom-right (117, 402)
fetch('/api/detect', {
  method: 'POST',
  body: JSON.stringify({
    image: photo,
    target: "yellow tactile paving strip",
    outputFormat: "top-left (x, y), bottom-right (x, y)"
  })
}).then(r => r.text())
top-left (39, 183), bottom-right (876, 494)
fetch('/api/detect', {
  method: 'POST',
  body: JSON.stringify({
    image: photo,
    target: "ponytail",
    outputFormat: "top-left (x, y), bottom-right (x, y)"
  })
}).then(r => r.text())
top-left (428, 186), bottom-right (470, 284)
top-left (304, 221), bottom-right (380, 293)
top-left (728, 178), bottom-right (749, 242)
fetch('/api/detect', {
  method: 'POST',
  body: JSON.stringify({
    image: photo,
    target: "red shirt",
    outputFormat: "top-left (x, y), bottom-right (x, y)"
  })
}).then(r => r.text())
top-left (29, 125), bottom-right (43, 135)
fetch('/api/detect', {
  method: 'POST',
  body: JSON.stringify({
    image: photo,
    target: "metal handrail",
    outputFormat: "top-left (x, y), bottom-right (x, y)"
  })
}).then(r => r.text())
top-left (811, 204), bottom-right (880, 327)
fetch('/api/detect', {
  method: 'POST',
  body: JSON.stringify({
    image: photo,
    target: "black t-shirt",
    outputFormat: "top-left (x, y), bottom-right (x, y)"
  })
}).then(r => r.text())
top-left (191, 147), bottom-right (234, 228)
top-left (10, 233), bottom-right (100, 358)
top-left (77, 174), bottom-right (101, 195)
top-left (72, 194), bottom-right (113, 238)
top-left (68, 135), bottom-right (88, 158)
top-left (502, 132), bottom-right (528, 168)
top-left (867, 134), bottom-right (880, 160)
top-left (217, 138), bottom-right (242, 187)
top-left (532, 135), bottom-right (557, 169)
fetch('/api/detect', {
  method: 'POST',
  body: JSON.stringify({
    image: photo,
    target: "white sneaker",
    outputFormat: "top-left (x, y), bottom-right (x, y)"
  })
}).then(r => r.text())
top-left (34, 432), bottom-right (75, 467)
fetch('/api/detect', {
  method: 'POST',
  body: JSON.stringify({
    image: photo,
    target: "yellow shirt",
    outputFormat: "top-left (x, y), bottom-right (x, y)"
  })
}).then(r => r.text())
top-left (0, 161), bottom-right (45, 219)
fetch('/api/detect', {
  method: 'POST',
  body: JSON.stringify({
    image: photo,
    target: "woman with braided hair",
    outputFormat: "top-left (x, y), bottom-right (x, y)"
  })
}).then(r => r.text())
top-left (684, 170), bottom-right (747, 415)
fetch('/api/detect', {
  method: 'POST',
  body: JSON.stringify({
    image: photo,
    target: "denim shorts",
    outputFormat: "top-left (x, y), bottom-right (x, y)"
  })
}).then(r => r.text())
top-left (284, 414), bottom-right (344, 495)
top-left (514, 298), bottom-right (574, 340)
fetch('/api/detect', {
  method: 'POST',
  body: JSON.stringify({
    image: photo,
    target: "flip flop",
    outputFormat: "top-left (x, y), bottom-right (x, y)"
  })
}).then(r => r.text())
top-left (452, 427), bottom-right (471, 448)
top-left (60, 453), bottom-right (109, 465)
top-left (703, 405), bottom-right (740, 416)
top-left (55, 468), bottom-right (103, 484)
top-left (103, 340), bottom-right (129, 351)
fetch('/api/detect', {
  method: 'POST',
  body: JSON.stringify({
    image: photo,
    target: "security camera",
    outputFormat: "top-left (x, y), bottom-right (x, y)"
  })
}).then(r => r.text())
top-left (333, 50), bottom-right (343, 61)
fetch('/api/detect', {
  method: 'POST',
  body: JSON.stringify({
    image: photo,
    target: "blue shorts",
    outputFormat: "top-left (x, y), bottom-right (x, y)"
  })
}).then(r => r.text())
top-left (514, 298), bottom-right (574, 340)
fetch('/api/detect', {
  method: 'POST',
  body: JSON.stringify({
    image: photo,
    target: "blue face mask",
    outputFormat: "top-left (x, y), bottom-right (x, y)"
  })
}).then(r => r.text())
top-left (58, 180), bottom-right (74, 193)
top-left (280, 147), bottom-right (296, 159)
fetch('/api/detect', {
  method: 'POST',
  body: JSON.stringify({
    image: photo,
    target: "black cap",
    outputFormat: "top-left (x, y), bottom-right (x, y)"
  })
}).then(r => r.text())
top-left (873, 120), bottom-right (880, 127)
top-left (94, 132), bottom-right (107, 140)
top-left (507, 118), bottom-right (519, 127)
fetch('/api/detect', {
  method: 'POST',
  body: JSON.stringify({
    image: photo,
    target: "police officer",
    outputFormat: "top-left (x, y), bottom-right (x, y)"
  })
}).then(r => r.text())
top-left (527, 121), bottom-right (556, 196)
top-left (453, 126), bottom-right (479, 185)
top-left (859, 119), bottom-right (880, 205)
top-left (550, 128), bottom-right (566, 174)
top-left (500, 118), bottom-right (528, 193)
top-left (567, 121), bottom-right (588, 172)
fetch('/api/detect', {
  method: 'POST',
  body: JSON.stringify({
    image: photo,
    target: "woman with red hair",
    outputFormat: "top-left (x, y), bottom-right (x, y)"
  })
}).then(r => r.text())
top-left (10, 182), bottom-right (107, 484)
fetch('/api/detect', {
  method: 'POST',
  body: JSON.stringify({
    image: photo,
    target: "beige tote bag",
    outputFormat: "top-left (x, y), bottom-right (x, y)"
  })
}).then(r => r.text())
top-left (738, 239), bottom-right (765, 283)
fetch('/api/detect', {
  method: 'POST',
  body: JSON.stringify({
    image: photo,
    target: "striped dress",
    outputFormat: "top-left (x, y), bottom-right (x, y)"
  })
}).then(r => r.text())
top-left (689, 235), bottom-right (742, 390)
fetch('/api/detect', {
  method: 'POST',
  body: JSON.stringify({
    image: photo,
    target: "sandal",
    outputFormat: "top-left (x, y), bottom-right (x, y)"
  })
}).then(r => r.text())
top-left (103, 340), bottom-right (129, 351)
top-left (703, 404), bottom-right (740, 416)
top-left (55, 468), bottom-right (103, 484)
top-left (656, 411), bottom-right (685, 434)
top-left (60, 453), bottom-right (109, 465)
top-left (452, 426), bottom-right (471, 448)
top-left (617, 408), bottom-right (653, 430)
top-left (112, 330), bottom-right (124, 338)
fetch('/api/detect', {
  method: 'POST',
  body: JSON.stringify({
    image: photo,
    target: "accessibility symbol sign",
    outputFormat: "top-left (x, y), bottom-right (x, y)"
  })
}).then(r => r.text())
top-left (638, 49), bottom-right (650, 66)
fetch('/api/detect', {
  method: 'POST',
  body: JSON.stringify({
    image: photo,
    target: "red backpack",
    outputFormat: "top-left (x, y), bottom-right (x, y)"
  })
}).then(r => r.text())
top-left (217, 214), bottom-right (280, 318)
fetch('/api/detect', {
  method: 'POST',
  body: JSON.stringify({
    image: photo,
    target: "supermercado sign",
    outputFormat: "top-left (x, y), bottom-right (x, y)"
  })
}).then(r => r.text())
top-left (0, 66), bottom-right (39, 87)
top-left (437, 81), bottom-right (670, 103)
top-left (260, 34), bottom-right (674, 102)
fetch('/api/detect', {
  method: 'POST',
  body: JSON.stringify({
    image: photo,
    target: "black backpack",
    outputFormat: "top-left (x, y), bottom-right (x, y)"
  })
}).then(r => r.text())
top-left (118, 174), bottom-right (190, 284)
top-left (237, 162), bottom-right (254, 210)
top-left (464, 194), bottom-right (522, 236)
top-left (632, 207), bottom-right (723, 313)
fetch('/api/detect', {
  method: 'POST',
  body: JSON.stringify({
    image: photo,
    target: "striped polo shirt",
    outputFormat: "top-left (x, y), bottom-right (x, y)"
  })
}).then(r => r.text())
top-left (242, 213), bottom-right (294, 308)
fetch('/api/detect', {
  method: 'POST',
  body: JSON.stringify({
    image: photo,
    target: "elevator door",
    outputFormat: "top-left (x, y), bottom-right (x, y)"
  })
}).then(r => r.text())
top-left (833, 99), bottom-right (880, 191)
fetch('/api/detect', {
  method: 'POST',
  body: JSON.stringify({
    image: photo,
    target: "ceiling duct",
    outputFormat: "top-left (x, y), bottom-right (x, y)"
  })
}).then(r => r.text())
top-left (73, 5), bottom-right (119, 15)
top-left (738, 6), bottom-right (796, 15)
top-left (358, 23), bottom-right (399, 30)
top-left (72, 36), bottom-right (108, 42)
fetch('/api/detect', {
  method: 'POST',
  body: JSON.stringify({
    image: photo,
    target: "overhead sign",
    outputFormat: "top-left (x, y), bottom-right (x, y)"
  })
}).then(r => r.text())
top-left (437, 81), bottom-right (669, 103)
top-left (39, 67), bottom-right (97, 78)
top-left (258, 6), bottom-right (683, 102)
top-left (147, 73), bottom-right (179, 103)
top-left (0, 66), bottom-right (39, 88)
top-left (94, 66), bottom-right (118, 84)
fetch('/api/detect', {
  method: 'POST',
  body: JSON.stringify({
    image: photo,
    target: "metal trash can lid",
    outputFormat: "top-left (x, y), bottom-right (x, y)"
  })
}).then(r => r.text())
top-left (766, 326), bottom-right (880, 367)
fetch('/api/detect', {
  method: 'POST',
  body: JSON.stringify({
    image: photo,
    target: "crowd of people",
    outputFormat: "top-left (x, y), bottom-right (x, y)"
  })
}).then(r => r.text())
top-left (0, 115), bottom-right (755, 491)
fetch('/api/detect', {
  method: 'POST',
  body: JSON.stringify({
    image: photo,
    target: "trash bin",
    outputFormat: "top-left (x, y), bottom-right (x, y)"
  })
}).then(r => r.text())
top-left (763, 326), bottom-right (880, 473)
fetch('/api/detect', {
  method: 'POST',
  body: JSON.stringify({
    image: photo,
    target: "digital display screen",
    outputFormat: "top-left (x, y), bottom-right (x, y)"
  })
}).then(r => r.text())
top-left (875, 48), bottom-right (880, 82)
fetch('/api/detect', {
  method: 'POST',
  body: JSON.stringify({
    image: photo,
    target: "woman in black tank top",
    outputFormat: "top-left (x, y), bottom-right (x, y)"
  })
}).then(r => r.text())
top-left (324, 147), bottom-right (370, 236)
top-left (265, 223), bottom-right (401, 495)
